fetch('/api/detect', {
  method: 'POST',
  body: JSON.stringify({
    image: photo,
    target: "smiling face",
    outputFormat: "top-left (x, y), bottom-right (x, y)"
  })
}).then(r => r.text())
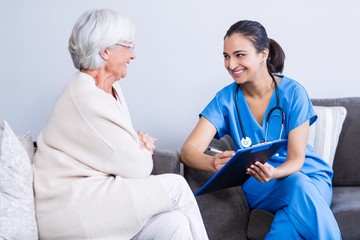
top-left (223, 34), bottom-right (268, 84)
top-left (105, 43), bottom-right (136, 81)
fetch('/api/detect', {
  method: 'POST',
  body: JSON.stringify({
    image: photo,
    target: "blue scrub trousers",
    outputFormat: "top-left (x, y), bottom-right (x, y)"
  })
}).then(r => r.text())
top-left (242, 172), bottom-right (341, 239)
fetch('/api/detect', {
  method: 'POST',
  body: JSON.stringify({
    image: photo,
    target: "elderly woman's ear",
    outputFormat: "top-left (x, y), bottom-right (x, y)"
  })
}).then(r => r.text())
top-left (100, 49), bottom-right (110, 61)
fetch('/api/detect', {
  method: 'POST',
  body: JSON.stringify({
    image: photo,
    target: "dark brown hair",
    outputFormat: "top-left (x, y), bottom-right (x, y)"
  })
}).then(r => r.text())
top-left (225, 20), bottom-right (285, 74)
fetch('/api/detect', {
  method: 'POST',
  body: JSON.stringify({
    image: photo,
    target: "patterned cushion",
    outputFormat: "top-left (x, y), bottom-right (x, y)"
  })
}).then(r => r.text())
top-left (308, 106), bottom-right (347, 167)
top-left (0, 121), bottom-right (38, 239)
top-left (18, 131), bottom-right (36, 163)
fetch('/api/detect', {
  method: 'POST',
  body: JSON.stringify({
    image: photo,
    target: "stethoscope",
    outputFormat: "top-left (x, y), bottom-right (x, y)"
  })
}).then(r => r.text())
top-left (235, 75), bottom-right (285, 148)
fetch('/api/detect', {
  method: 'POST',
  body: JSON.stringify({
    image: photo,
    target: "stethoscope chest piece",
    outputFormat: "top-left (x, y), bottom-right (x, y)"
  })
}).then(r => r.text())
top-left (241, 137), bottom-right (252, 148)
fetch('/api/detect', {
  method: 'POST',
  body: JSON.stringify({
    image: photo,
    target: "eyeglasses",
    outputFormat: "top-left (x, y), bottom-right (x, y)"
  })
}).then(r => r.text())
top-left (115, 41), bottom-right (135, 51)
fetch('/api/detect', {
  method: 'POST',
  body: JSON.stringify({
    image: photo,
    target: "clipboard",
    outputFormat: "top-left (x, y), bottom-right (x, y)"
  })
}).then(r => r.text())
top-left (195, 139), bottom-right (288, 196)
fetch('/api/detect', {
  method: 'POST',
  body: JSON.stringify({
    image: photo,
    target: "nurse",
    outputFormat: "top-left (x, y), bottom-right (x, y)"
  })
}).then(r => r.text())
top-left (180, 20), bottom-right (342, 239)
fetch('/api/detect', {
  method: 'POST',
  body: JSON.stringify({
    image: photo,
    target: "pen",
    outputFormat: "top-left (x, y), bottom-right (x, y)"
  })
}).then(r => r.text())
top-left (207, 147), bottom-right (223, 153)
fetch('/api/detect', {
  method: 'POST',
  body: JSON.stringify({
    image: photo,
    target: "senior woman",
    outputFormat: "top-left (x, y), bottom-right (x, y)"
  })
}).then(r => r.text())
top-left (33, 9), bottom-right (208, 240)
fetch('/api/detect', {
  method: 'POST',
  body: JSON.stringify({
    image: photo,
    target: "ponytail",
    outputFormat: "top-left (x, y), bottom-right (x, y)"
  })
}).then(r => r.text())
top-left (267, 38), bottom-right (285, 74)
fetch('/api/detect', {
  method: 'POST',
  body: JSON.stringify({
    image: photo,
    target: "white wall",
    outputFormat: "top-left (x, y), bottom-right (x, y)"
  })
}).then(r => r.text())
top-left (1, 0), bottom-right (359, 150)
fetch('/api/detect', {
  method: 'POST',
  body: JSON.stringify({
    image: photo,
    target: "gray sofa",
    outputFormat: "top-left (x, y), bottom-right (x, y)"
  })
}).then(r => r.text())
top-left (3, 98), bottom-right (358, 239)
top-left (154, 97), bottom-right (360, 240)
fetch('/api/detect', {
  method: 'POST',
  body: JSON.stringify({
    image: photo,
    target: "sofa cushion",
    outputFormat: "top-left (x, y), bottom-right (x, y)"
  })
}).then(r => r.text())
top-left (308, 106), bottom-right (347, 167)
top-left (0, 121), bottom-right (38, 240)
top-left (247, 209), bottom-right (274, 240)
top-left (331, 187), bottom-right (360, 240)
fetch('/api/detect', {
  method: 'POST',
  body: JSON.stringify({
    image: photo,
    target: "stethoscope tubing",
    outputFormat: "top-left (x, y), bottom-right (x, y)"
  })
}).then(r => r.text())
top-left (235, 75), bottom-right (285, 148)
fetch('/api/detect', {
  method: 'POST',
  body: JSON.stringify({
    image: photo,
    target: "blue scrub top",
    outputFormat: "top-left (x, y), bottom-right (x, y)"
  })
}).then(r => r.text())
top-left (200, 75), bottom-right (333, 182)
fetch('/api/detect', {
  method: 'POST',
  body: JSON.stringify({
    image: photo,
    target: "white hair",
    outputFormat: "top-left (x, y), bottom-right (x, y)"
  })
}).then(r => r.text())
top-left (68, 9), bottom-right (136, 70)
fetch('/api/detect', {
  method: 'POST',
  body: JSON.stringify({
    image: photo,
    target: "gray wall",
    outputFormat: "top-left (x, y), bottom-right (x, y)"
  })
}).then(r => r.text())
top-left (1, 0), bottom-right (359, 150)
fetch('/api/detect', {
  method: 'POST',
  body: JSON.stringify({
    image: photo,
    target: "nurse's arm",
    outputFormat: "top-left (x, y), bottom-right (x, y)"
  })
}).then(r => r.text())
top-left (273, 120), bottom-right (309, 179)
top-left (180, 117), bottom-right (234, 172)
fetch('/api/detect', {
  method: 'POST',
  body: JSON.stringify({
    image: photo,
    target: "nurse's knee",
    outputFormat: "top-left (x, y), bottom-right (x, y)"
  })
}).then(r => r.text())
top-left (282, 173), bottom-right (321, 201)
top-left (283, 172), bottom-right (311, 188)
top-left (279, 173), bottom-right (312, 195)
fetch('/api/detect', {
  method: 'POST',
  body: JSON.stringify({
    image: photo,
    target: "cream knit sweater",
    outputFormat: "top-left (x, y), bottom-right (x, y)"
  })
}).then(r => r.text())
top-left (33, 72), bottom-right (172, 239)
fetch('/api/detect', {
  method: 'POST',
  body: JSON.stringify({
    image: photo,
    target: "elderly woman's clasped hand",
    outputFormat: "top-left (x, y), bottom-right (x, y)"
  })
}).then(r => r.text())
top-left (138, 130), bottom-right (157, 154)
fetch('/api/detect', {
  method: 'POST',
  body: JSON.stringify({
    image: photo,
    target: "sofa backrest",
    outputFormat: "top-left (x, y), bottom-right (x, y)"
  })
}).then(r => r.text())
top-left (312, 97), bottom-right (360, 186)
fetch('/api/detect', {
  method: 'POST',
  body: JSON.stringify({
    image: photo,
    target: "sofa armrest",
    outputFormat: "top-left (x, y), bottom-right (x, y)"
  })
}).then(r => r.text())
top-left (152, 150), bottom-right (181, 175)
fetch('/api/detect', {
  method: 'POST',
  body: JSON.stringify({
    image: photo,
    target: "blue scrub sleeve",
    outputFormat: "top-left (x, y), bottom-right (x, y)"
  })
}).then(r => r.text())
top-left (287, 84), bottom-right (317, 132)
top-left (200, 93), bottom-right (229, 139)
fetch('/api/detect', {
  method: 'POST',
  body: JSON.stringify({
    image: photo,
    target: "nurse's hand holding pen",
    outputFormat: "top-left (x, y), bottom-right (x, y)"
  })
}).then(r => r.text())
top-left (208, 148), bottom-right (235, 172)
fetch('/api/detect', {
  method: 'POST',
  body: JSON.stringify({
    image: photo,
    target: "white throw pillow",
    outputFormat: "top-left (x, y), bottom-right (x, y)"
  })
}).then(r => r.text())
top-left (308, 106), bottom-right (347, 167)
top-left (18, 131), bottom-right (36, 163)
top-left (0, 121), bottom-right (38, 240)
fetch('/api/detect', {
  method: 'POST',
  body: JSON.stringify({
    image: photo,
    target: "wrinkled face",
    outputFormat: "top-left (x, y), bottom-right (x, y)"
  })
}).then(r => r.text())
top-left (223, 34), bottom-right (266, 84)
top-left (105, 42), bottom-right (135, 80)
